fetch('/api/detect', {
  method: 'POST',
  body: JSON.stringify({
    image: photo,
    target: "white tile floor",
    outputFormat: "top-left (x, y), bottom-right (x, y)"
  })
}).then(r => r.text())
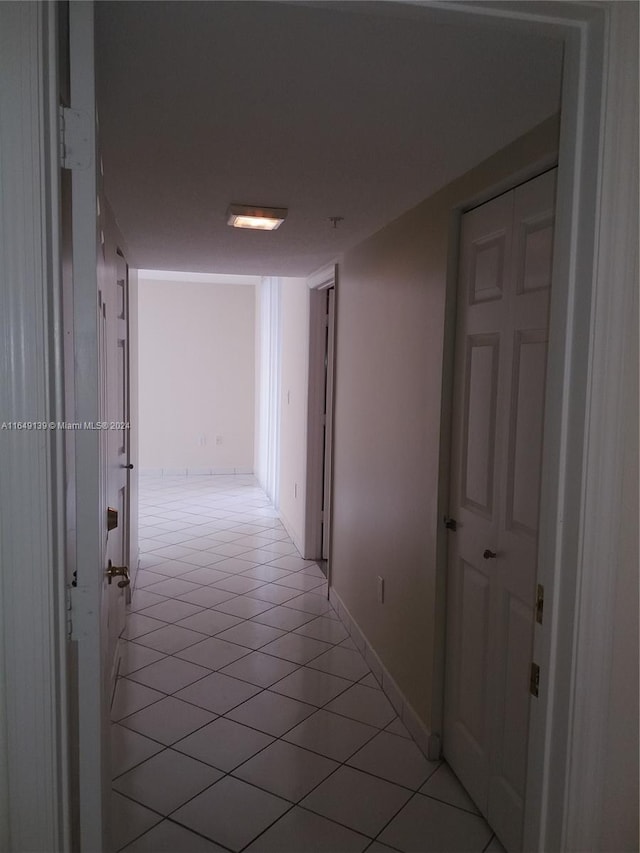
top-left (111, 475), bottom-right (505, 853)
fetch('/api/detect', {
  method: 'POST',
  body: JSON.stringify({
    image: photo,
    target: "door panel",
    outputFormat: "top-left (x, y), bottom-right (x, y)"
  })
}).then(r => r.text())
top-left (445, 169), bottom-right (556, 852)
top-left (462, 335), bottom-right (500, 515)
top-left (506, 331), bottom-right (547, 537)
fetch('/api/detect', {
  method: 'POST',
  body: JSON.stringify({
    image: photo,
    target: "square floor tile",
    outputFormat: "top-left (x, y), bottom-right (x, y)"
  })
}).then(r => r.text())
top-left (121, 613), bottom-right (167, 640)
top-left (129, 589), bottom-right (168, 612)
top-left (120, 695), bottom-right (216, 745)
top-left (213, 575), bottom-right (266, 594)
top-left (179, 567), bottom-right (233, 585)
top-left (151, 531), bottom-right (198, 545)
top-left (119, 642), bottom-right (166, 676)
top-left (127, 656), bottom-right (210, 694)
top-left (176, 671), bottom-right (262, 714)
top-left (134, 570), bottom-right (167, 589)
top-left (485, 835), bottom-right (508, 852)
top-left (219, 651), bottom-right (300, 688)
top-left (172, 776), bottom-right (290, 852)
top-left (208, 530), bottom-right (246, 543)
top-left (138, 554), bottom-right (166, 569)
top-left (347, 730), bottom-right (439, 789)
top-left (301, 765), bottom-right (411, 838)
top-left (215, 621), bottom-right (285, 650)
top-left (239, 548), bottom-right (290, 564)
top-left (420, 762), bottom-right (480, 814)
top-left (243, 806), bottom-right (370, 853)
top-left (122, 819), bottom-right (228, 852)
top-left (174, 716), bottom-right (274, 771)
top-left (260, 633), bottom-right (332, 664)
top-left (111, 724), bottom-right (163, 778)
top-left (270, 667), bottom-right (352, 707)
top-left (268, 556), bottom-right (319, 572)
top-left (177, 609), bottom-right (243, 636)
top-left (113, 748), bottom-right (222, 815)
top-left (231, 535), bottom-right (272, 549)
top-left (111, 678), bottom-right (164, 722)
top-left (228, 524), bottom-right (268, 535)
top-left (299, 563), bottom-right (327, 578)
top-left (144, 577), bottom-right (203, 598)
top-left (273, 574), bottom-right (327, 593)
top-left (209, 542), bottom-right (255, 557)
top-left (233, 740), bottom-right (338, 802)
top-left (110, 791), bottom-right (161, 852)
top-left (138, 598), bottom-right (204, 624)
top-left (185, 536), bottom-right (227, 551)
top-left (306, 646), bottom-right (370, 681)
top-left (178, 587), bottom-right (238, 608)
top-left (146, 545), bottom-right (201, 561)
top-left (214, 596), bottom-right (275, 618)
top-left (144, 559), bottom-right (202, 577)
top-left (226, 690), bottom-right (316, 736)
top-left (378, 792), bottom-right (492, 852)
top-left (134, 624), bottom-right (207, 654)
top-left (241, 565), bottom-right (293, 582)
top-left (283, 593), bottom-right (335, 616)
top-left (324, 683), bottom-right (396, 728)
top-left (175, 636), bottom-right (251, 669)
top-left (246, 584), bottom-right (303, 604)
top-left (213, 557), bottom-right (259, 575)
top-left (252, 605), bottom-right (317, 632)
top-left (294, 617), bottom-right (348, 645)
top-left (179, 551), bottom-right (228, 568)
top-left (385, 716), bottom-right (413, 739)
top-left (283, 709), bottom-right (378, 762)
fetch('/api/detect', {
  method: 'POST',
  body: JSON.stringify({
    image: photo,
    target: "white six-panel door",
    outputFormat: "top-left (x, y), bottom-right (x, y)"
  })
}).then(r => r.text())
top-left (444, 169), bottom-right (556, 852)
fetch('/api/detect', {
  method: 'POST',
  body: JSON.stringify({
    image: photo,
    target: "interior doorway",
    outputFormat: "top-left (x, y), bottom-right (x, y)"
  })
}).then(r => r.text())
top-left (304, 265), bottom-right (337, 571)
top-left (444, 169), bottom-right (557, 851)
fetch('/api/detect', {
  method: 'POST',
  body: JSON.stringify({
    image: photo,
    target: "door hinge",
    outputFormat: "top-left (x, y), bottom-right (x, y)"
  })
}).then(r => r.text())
top-left (535, 583), bottom-right (544, 624)
top-left (530, 662), bottom-right (540, 697)
top-left (65, 585), bottom-right (74, 639)
top-left (59, 106), bottom-right (92, 170)
top-left (443, 516), bottom-right (457, 531)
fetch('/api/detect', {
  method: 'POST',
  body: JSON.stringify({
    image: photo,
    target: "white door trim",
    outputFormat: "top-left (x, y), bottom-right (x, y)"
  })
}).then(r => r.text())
top-left (557, 5), bottom-right (638, 849)
top-left (414, 2), bottom-right (635, 850)
top-left (0, 2), bottom-right (70, 850)
top-left (256, 276), bottom-right (283, 506)
top-left (305, 263), bottom-right (337, 561)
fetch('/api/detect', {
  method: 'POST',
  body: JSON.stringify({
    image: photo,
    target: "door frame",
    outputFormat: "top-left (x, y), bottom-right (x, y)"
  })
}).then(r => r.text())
top-left (428, 3), bottom-right (637, 851)
top-left (442, 166), bottom-right (559, 850)
top-left (304, 263), bottom-right (338, 563)
top-left (0, 2), bottom-right (635, 852)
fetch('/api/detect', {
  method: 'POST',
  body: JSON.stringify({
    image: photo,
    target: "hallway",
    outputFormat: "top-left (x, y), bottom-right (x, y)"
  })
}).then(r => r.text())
top-left (111, 475), bottom-right (502, 852)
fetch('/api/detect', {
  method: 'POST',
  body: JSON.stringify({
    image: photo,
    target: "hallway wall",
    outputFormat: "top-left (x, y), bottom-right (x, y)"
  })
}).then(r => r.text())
top-left (331, 116), bottom-right (559, 733)
top-left (137, 274), bottom-right (256, 473)
top-left (278, 277), bottom-right (311, 551)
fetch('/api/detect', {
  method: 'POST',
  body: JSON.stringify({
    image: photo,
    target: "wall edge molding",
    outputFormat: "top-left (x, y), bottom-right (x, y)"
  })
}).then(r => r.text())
top-left (329, 587), bottom-right (441, 761)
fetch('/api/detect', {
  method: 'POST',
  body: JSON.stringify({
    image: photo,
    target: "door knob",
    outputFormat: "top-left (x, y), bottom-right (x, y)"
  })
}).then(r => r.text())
top-left (122, 463), bottom-right (134, 469)
top-left (483, 549), bottom-right (497, 559)
top-left (106, 560), bottom-right (131, 588)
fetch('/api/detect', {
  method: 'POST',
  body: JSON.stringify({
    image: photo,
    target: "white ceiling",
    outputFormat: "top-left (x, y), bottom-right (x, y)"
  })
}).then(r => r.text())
top-left (95, 1), bottom-right (563, 277)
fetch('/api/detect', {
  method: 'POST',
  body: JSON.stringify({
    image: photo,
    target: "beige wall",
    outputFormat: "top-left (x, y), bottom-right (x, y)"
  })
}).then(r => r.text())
top-left (331, 116), bottom-right (559, 731)
top-left (599, 272), bottom-right (639, 852)
top-left (278, 277), bottom-right (310, 549)
top-left (137, 277), bottom-right (256, 472)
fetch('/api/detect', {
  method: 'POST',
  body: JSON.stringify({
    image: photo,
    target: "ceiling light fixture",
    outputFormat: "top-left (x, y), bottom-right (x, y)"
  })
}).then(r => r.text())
top-left (227, 204), bottom-right (287, 231)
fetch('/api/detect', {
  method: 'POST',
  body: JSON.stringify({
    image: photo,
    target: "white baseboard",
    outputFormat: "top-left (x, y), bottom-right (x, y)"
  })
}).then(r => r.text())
top-left (329, 587), bottom-right (442, 761)
top-left (139, 467), bottom-right (255, 477)
top-left (278, 509), bottom-right (304, 556)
